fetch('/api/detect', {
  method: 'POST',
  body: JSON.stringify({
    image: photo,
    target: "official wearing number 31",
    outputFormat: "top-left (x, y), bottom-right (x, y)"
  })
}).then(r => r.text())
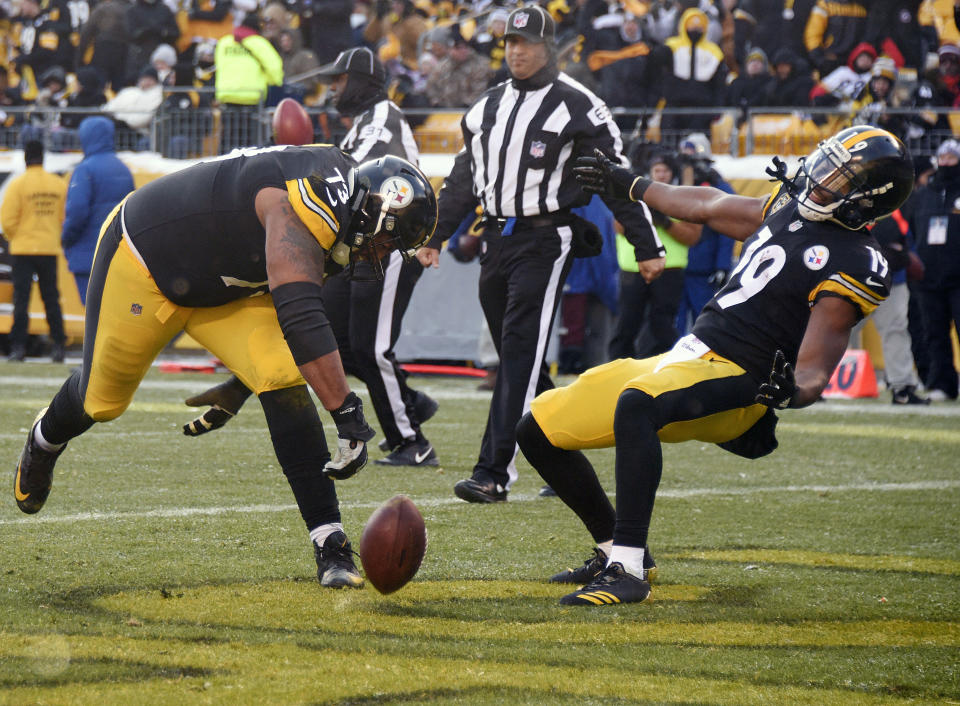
top-left (13, 145), bottom-right (437, 589)
top-left (516, 125), bottom-right (914, 606)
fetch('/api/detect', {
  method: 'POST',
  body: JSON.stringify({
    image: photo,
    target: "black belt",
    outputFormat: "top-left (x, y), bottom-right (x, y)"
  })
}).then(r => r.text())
top-left (483, 213), bottom-right (570, 233)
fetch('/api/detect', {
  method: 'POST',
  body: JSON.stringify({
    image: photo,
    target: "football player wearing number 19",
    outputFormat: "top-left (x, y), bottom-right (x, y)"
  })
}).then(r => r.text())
top-left (516, 125), bottom-right (914, 606)
top-left (12, 144), bottom-right (438, 589)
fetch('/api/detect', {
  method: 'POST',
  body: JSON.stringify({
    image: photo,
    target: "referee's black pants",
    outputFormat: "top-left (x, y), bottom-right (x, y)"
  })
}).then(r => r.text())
top-left (474, 224), bottom-right (574, 489)
top-left (322, 250), bottom-right (426, 449)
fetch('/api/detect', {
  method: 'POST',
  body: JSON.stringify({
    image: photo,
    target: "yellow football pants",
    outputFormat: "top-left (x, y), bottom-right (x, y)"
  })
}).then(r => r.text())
top-left (530, 354), bottom-right (769, 450)
top-left (82, 234), bottom-right (302, 422)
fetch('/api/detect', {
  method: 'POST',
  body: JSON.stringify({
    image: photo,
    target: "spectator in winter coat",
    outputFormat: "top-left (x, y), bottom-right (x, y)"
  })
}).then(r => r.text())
top-left (905, 138), bottom-right (960, 401)
top-left (803, 0), bottom-right (868, 75)
top-left (125, 0), bottom-right (180, 85)
top-left (425, 28), bottom-right (493, 108)
top-left (724, 47), bottom-right (770, 116)
top-left (865, 0), bottom-right (936, 72)
top-left (61, 67), bottom-right (108, 130)
top-left (654, 7), bottom-right (727, 134)
top-left (77, 0), bottom-right (132, 91)
top-left (761, 47), bottom-right (815, 107)
top-left (60, 117), bottom-right (134, 304)
top-left (809, 41), bottom-right (875, 110)
top-left (309, 0), bottom-right (354, 63)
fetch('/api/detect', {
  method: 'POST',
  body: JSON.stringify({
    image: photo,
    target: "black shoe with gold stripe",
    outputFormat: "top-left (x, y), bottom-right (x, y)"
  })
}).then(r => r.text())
top-left (558, 562), bottom-right (651, 606)
top-left (14, 409), bottom-right (64, 515)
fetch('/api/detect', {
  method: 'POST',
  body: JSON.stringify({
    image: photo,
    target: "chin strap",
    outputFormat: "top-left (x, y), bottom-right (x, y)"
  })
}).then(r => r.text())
top-left (765, 156), bottom-right (803, 198)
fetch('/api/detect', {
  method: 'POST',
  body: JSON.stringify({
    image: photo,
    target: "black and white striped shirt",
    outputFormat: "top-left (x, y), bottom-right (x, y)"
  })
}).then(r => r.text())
top-left (341, 99), bottom-right (420, 165)
top-left (429, 70), bottom-right (664, 260)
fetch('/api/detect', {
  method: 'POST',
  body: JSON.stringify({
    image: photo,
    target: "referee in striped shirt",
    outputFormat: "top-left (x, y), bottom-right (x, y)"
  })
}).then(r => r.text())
top-left (418, 5), bottom-right (666, 503)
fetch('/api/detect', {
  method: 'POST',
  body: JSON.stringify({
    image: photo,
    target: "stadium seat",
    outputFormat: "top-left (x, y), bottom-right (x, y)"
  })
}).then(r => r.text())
top-left (414, 112), bottom-right (465, 154)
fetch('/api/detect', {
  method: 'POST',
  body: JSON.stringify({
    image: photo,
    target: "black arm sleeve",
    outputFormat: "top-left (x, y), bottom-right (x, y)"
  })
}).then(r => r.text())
top-left (602, 195), bottom-right (666, 261)
top-left (427, 148), bottom-right (479, 249)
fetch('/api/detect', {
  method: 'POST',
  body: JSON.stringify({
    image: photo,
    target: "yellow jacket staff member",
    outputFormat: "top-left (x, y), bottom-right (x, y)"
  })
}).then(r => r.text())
top-left (1, 139), bottom-right (67, 362)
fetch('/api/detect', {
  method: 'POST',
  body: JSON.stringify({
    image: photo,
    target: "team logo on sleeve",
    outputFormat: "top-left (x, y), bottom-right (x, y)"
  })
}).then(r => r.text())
top-left (381, 176), bottom-right (414, 209)
top-left (803, 245), bottom-right (830, 270)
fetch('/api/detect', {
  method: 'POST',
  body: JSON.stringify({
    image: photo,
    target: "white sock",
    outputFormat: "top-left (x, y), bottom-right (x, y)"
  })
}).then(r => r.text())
top-left (607, 544), bottom-right (645, 578)
top-left (309, 522), bottom-right (344, 548)
top-left (33, 422), bottom-right (64, 452)
top-left (596, 540), bottom-right (613, 556)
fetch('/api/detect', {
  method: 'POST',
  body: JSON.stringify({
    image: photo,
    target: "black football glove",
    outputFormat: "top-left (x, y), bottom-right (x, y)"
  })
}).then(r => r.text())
top-left (755, 350), bottom-right (797, 409)
top-left (324, 391), bottom-right (376, 480)
top-left (573, 148), bottom-right (636, 201)
top-left (182, 375), bottom-right (254, 436)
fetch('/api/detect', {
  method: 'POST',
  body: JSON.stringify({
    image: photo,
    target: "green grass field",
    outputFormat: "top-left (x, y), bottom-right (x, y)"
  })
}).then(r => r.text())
top-left (1, 362), bottom-right (958, 705)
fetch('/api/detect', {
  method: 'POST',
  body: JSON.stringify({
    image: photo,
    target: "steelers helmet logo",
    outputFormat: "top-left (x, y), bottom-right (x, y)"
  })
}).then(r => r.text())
top-left (381, 176), bottom-right (414, 210)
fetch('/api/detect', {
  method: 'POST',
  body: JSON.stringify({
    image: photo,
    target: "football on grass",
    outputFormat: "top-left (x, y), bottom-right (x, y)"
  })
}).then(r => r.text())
top-left (359, 495), bottom-right (427, 594)
top-left (272, 98), bottom-right (314, 146)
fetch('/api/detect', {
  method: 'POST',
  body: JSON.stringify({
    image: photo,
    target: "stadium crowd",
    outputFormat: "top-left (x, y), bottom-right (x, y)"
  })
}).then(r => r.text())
top-left (0, 0), bottom-right (959, 149)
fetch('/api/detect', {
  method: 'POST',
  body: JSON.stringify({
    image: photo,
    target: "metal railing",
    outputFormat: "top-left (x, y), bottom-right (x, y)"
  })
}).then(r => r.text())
top-left (1, 98), bottom-right (956, 160)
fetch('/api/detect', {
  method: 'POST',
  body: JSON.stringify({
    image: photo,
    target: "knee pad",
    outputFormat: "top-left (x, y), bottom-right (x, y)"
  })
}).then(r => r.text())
top-left (614, 388), bottom-right (662, 436)
top-left (515, 411), bottom-right (546, 452)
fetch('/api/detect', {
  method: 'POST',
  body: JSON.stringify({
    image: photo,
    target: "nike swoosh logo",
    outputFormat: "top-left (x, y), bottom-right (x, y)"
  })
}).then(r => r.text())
top-left (866, 277), bottom-right (883, 288)
top-left (14, 464), bottom-right (29, 502)
top-left (414, 446), bottom-right (433, 464)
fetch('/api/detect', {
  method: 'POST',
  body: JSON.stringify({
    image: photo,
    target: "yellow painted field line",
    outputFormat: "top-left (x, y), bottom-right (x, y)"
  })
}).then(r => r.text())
top-left (671, 549), bottom-right (960, 575)
top-left (0, 631), bottom-right (944, 705)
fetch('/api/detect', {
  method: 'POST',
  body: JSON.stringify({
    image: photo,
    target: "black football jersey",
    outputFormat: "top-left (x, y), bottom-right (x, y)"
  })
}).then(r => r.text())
top-left (692, 186), bottom-right (891, 381)
top-left (121, 144), bottom-right (357, 307)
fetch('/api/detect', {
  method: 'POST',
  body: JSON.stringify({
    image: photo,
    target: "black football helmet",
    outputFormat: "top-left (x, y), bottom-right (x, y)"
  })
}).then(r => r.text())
top-left (795, 125), bottom-right (914, 230)
top-left (335, 155), bottom-right (437, 279)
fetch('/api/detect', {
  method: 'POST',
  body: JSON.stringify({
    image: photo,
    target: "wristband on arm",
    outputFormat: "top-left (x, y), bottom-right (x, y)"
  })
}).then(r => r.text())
top-left (629, 176), bottom-right (653, 202)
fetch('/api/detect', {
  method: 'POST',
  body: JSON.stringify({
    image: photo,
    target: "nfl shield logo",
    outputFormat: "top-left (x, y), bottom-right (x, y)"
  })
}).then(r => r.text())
top-left (130, 303), bottom-right (143, 316)
top-left (529, 140), bottom-right (546, 158)
top-left (513, 12), bottom-right (529, 28)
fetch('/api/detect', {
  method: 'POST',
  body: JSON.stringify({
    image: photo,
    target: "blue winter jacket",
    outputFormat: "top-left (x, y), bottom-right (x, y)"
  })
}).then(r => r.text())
top-left (61, 117), bottom-right (135, 275)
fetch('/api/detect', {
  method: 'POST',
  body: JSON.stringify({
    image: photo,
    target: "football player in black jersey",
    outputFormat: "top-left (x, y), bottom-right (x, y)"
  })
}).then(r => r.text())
top-left (183, 48), bottom-right (442, 468)
top-left (13, 145), bottom-right (437, 589)
top-left (513, 125), bottom-right (913, 606)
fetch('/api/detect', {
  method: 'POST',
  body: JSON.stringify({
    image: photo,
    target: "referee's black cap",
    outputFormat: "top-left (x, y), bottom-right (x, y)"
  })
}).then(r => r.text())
top-left (316, 47), bottom-right (386, 84)
top-left (504, 5), bottom-right (556, 44)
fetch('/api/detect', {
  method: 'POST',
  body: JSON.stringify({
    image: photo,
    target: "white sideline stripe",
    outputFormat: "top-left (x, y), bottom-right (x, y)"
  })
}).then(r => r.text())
top-left (1, 480), bottom-right (957, 526)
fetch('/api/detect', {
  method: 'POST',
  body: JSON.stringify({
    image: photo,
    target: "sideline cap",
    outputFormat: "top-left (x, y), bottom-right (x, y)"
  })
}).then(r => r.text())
top-left (505, 5), bottom-right (556, 43)
top-left (316, 47), bottom-right (386, 84)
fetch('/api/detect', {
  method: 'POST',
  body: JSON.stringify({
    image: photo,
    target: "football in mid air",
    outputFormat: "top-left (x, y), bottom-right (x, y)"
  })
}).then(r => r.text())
top-left (359, 494), bottom-right (427, 594)
top-left (272, 98), bottom-right (314, 146)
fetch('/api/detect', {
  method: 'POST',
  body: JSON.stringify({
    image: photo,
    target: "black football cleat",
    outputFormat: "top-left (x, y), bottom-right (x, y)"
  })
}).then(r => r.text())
top-left (550, 547), bottom-right (608, 584)
top-left (453, 475), bottom-right (507, 503)
top-left (891, 385), bottom-right (930, 405)
top-left (559, 562), bottom-right (651, 606)
top-left (14, 409), bottom-right (64, 515)
top-left (538, 485), bottom-right (557, 497)
top-left (314, 530), bottom-right (364, 588)
top-left (378, 392), bottom-right (439, 452)
top-left (551, 546), bottom-right (657, 584)
top-left (374, 436), bottom-right (438, 467)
